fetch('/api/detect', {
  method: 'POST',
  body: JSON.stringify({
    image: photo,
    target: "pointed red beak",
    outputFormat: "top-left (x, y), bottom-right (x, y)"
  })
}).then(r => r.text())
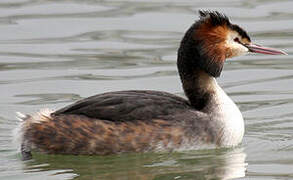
top-left (246, 44), bottom-right (287, 55)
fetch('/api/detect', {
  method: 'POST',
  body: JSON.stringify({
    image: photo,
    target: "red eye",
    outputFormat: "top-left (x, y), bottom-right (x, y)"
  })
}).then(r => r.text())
top-left (234, 37), bottom-right (240, 43)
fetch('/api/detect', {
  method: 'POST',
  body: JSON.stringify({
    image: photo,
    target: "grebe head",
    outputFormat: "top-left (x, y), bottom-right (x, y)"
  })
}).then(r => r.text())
top-left (188, 10), bottom-right (287, 77)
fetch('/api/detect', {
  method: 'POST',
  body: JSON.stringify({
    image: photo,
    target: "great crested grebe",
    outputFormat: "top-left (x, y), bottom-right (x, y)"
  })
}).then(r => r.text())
top-left (16, 10), bottom-right (286, 160)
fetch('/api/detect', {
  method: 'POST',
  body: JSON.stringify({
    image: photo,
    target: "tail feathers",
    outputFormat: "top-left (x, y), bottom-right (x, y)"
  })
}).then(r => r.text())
top-left (16, 112), bottom-right (30, 122)
top-left (15, 109), bottom-right (54, 160)
top-left (21, 140), bottom-right (32, 161)
top-left (15, 112), bottom-right (32, 160)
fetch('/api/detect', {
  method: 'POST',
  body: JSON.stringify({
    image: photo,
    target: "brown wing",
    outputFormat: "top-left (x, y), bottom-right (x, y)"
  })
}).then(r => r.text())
top-left (52, 90), bottom-right (192, 121)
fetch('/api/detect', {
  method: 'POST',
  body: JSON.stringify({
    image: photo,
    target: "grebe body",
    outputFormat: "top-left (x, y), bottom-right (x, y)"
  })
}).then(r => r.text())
top-left (17, 10), bottom-right (286, 160)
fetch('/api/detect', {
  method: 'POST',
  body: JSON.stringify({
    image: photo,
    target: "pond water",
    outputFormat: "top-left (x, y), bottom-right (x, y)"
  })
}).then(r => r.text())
top-left (1, 0), bottom-right (293, 179)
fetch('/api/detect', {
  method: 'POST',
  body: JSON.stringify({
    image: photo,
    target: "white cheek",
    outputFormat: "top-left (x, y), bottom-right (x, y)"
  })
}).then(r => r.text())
top-left (226, 31), bottom-right (249, 58)
top-left (235, 43), bottom-right (249, 55)
top-left (230, 41), bottom-right (249, 56)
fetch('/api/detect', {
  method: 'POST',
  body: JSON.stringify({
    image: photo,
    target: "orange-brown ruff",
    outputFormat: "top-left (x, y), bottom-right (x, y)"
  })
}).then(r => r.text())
top-left (195, 19), bottom-right (251, 61)
top-left (17, 10), bottom-right (287, 160)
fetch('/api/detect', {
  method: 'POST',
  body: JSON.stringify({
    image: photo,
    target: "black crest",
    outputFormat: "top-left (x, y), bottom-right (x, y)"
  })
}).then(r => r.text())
top-left (199, 10), bottom-right (230, 26)
top-left (199, 10), bottom-right (251, 41)
top-left (230, 24), bottom-right (251, 41)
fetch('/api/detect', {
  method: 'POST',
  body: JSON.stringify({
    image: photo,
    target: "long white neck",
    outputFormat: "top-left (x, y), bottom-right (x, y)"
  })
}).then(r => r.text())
top-left (203, 76), bottom-right (244, 146)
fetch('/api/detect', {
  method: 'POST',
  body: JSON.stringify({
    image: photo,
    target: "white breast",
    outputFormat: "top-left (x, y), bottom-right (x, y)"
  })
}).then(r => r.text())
top-left (211, 80), bottom-right (244, 146)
